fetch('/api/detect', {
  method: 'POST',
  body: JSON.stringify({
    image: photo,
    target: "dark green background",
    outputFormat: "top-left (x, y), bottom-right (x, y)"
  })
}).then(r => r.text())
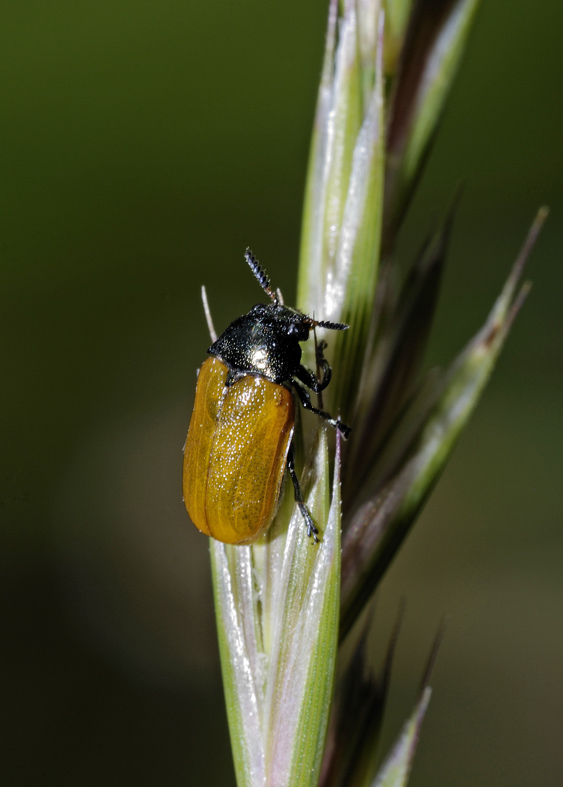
top-left (1, 1), bottom-right (561, 785)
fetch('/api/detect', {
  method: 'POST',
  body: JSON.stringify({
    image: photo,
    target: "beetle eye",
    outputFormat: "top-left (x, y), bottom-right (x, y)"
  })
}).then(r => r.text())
top-left (288, 323), bottom-right (300, 335)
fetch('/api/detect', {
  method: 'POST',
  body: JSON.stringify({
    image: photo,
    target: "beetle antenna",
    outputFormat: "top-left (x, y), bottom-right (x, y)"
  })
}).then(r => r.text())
top-left (245, 248), bottom-right (278, 304)
top-left (313, 319), bottom-right (349, 331)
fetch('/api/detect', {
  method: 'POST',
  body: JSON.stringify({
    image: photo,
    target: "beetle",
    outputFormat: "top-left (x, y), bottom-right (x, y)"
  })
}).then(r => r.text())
top-left (182, 248), bottom-right (350, 545)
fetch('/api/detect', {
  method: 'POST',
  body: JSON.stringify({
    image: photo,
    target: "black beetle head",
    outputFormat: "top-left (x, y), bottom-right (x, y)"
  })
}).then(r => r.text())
top-left (208, 250), bottom-right (349, 384)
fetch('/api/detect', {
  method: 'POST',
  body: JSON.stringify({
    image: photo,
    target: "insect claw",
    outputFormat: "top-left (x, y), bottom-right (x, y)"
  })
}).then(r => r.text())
top-left (306, 520), bottom-right (320, 544)
top-left (336, 416), bottom-right (352, 439)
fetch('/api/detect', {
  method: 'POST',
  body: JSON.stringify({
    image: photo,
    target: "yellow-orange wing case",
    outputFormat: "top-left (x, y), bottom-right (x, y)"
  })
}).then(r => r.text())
top-left (183, 356), bottom-right (295, 544)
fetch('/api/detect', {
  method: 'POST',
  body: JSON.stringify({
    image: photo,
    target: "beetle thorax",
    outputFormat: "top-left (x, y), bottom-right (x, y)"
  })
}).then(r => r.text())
top-left (208, 303), bottom-right (309, 384)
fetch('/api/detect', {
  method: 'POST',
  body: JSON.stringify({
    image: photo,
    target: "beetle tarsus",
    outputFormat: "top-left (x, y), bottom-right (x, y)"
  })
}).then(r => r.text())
top-left (307, 517), bottom-right (320, 544)
top-left (335, 416), bottom-right (352, 440)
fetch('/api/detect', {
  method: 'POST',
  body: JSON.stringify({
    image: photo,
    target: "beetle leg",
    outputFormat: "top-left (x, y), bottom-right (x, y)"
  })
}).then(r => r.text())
top-left (295, 363), bottom-right (331, 394)
top-left (287, 444), bottom-right (319, 543)
top-left (292, 382), bottom-right (352, 439)
top-left (315, 338), bottom-right (332, 390)
top-left (295, 365), bottom-right (316, 390)
top-left (296, 336), bottom-right (333, 393)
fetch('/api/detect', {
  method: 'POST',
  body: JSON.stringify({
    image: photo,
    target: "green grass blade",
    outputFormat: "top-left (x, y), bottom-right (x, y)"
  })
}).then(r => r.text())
top-left (370, 687), bottom-right (432, 787)
top-left (210, 542), bottom-right (265, 787)
top-left (210, 430), bottom-right (342, 787)
top-left (384, 0), bottom-right (481, 244)
top-left (340, 209), bottom-right (547, 638)
top-left (266, 431), bottom-right (342, 786)
top-left (299, 0), bottom-right (363, 324)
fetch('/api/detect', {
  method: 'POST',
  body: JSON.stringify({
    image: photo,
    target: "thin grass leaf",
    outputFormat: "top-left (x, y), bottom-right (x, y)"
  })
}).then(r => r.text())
top-left (266, 430), bottom-right (342, 787)
top-left (384, 0), bottom-right (481, 246)
top-left (299, 0), bottom-right (340, 316)
top-left (347, 202), bottom-right (456, 499)
top-left (340, 209), bottom-right (547, 638)
top-left (370, 620), bottom-right (445, 786)
top-left (211, 542), bottom-right (266, 787)
top-left (320, 603), bottom-right (404, 787)
top-left (327, 28), bottom-right (385, 419)
top-left (298, 3), bottom-right (385, 422)
top-left (371, 687), bottom-right (432, 787)
top-left (384, 0), bottom-right (414, 76)
top-left (298, 0), bottom-right (363, 326)
top-left (357, 0), bottom-right (382, 103)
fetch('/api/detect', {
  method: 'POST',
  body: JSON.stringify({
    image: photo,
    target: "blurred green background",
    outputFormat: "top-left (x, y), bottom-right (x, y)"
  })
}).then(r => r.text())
top-left (1, 1), bottom-right (561, 784)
